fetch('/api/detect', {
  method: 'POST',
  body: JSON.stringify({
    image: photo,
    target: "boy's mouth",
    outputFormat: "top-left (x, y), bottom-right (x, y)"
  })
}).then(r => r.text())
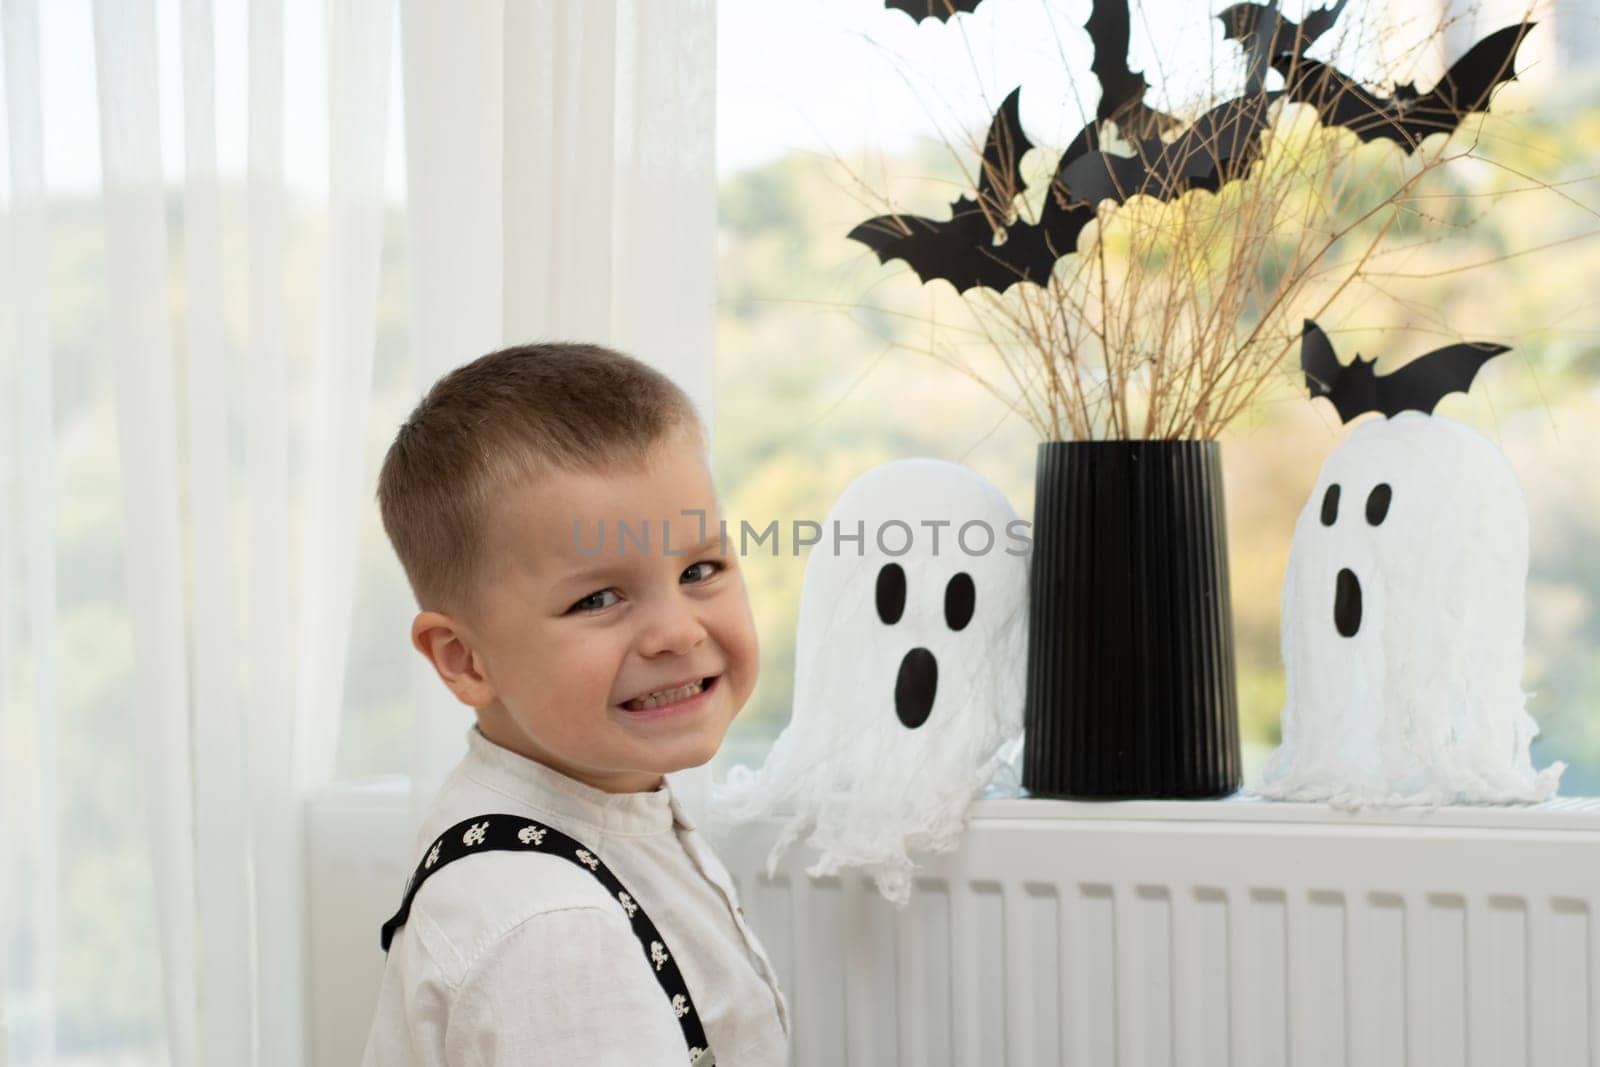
top-left (619, 674), bottom-right (719, 712)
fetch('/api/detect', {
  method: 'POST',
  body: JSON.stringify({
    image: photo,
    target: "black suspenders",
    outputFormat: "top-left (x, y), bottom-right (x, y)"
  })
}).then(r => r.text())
top-left (381, 814), bottom-right (714, 1066)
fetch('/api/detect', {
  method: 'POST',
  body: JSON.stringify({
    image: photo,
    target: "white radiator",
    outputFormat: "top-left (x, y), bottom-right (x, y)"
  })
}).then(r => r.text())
top-left (705, 797), bottom-right (1600, 1067)
top-left (306, 785), bottom-right (1600, 1067)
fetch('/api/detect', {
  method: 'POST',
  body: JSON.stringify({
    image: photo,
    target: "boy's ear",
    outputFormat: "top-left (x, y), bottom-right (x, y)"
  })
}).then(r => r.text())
top-left (411, 611), bottom-right (496, 709)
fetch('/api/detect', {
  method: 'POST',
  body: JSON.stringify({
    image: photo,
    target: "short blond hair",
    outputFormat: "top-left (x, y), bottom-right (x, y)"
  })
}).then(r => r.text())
top-left (376, 341), bottom-right (702, 617)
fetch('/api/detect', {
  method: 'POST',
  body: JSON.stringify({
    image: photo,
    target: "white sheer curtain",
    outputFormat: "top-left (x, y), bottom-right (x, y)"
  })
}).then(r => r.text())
top-left (0, 0), bottom-right (716, 1063)
top-left (2, 1), bottom-right (59, 1063)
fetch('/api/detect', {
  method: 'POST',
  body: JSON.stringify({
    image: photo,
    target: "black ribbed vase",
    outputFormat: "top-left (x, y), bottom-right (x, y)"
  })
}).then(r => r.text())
top-left (1022, 440), bottom-right (1241, 799)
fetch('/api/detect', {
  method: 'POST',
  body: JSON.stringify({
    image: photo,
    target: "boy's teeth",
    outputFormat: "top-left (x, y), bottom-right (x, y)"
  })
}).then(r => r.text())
top-left (624, 679), bottom-right (705, 711)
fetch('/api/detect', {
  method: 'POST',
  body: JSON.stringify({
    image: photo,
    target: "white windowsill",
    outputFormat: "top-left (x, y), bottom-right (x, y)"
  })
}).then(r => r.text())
top-left (964, 792), bottom-right (1600, 831)
top-left (313, 774), bottom-right (1600, 833)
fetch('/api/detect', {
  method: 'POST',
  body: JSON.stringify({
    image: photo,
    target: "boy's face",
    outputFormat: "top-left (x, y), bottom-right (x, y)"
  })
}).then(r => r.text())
top-left (413, 430), bottom-right (759, 793)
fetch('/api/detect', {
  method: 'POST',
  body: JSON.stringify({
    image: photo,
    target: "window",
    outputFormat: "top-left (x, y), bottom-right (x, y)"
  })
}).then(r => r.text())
top-left (710, 0), bottom-right (1600, 795)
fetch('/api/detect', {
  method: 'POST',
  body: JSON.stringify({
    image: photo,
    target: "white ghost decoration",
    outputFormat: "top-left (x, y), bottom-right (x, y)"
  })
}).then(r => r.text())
top-left (1255, 412), bottom-right (1564, 806)
top-left (709, 458), bottom-right (1029, 906)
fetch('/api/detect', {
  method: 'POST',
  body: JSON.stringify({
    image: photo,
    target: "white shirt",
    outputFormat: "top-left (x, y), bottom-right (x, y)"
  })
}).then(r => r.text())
top-left (361, 726), bottom-right (791, 1066)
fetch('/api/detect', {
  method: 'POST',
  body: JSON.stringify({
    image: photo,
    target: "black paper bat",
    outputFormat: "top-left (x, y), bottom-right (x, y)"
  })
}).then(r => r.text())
top-left (847, 88), bottom-right (1095, 292)
top-left (1059, 90), bottom-right (1277, 206)
top-left (1274, 22), bottom-right (1535, 152)
top-left (1086, 0), bottom-right (1179, 139)
top-left (1218, 0), bottom-right (1348, 93)
top-left (1218, 0), bottom-right (1346, 56)
top-left (1300, 319), bottom-right (1509, 422)
top-left (885, 0), bottom-right (984, 23)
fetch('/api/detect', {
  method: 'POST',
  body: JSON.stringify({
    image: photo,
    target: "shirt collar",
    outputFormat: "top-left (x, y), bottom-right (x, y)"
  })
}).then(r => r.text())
top-left (464, 725), bottom-right (693, 835)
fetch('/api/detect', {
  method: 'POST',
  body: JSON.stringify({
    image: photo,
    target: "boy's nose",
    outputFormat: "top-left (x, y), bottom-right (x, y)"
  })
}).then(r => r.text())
top-left (638, 598), bottom-right (707, 657)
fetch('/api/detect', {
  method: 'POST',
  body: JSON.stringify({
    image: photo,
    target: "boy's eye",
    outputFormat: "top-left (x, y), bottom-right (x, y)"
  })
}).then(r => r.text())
top-left (568, 589), bottom-right (620, 614)
top-left (567, 561), bottom-right (722, 615)
top-left (681, 559), bottom-right (724, 584)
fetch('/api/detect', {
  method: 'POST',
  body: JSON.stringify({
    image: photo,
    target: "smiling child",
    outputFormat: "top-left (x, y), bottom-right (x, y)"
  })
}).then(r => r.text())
top-left (360, 342), bottom-right (790, 1066)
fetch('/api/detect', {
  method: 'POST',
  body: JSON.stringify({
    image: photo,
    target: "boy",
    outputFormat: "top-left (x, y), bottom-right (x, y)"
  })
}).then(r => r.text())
top-left (360, 342), bottom-right (790, 1065)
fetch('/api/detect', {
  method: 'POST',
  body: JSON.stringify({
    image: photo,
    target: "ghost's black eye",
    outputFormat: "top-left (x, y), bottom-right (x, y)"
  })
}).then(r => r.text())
top-left (1366, 484), bottom-right (1392, 525)
top-left (876, 562), bottom-right (906, 625)
top-left (1320, 483), bottom-right (1341, 526)
top-left (944, 572), bottom-right (975, 631)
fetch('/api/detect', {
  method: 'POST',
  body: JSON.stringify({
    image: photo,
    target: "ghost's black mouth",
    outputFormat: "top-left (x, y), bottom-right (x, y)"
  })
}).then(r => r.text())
top-left (1335, 568), bottom-right (1362, 637)
top-left (895, 647), bottom-right (937, 728)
